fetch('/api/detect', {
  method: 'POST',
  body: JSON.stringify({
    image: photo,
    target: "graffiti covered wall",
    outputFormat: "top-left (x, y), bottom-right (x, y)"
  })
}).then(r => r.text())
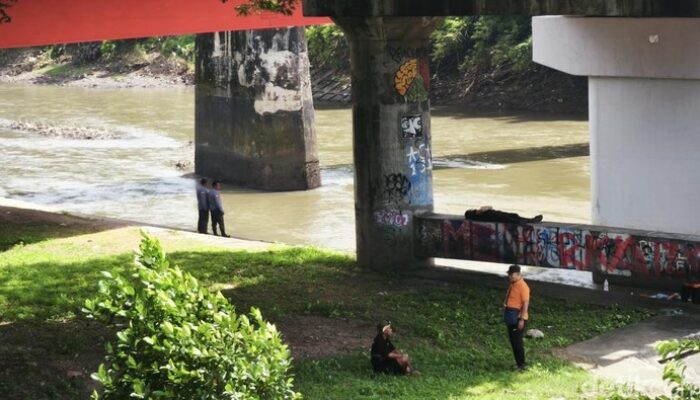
top-left (415, 214), bottom-right (700, 281)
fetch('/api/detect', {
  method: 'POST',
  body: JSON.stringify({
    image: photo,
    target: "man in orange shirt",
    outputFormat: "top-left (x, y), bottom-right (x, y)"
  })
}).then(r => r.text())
top-left (504, 264), bottom-right (530, 371)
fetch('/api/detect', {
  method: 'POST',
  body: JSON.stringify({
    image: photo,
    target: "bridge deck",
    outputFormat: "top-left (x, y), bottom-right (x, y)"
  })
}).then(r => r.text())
top-left (304, 0), bottom-right (700, 17)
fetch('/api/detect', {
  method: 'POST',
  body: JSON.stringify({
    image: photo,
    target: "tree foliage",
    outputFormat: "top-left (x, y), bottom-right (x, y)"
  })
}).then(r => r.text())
top-left (430, 16), bottom-right (533, 75)
top-left (305, 24), bottom-right (349, 71)
top-left (83, 232), bottom-right (300, 400)
top-left (222, 0), bottom-right (298, 16)
top-left (303, 16), bottom-right (535, 77)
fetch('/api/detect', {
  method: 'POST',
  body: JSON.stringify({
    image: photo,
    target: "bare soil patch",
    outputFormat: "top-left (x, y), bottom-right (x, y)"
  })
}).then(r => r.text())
top-left (277, 315), bottom-right (374, 360)
top-left (0, 320), bottom-right (110, 400)
top-left (0, 205), bottom-right (127, 238)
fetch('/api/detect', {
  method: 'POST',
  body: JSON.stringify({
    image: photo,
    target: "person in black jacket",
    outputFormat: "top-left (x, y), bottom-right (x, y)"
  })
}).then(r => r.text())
top-left (465, 206), bottom-right (543, 224)
top-left (196, 178), bottom-right (209, 234)
top-left (370, 321), bottom-right (418, 375)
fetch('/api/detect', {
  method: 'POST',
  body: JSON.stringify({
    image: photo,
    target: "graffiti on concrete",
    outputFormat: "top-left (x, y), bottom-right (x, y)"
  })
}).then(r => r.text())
top-left (371, 173), bottom-right (413, 248)
top-left (379, 173), bottom-right (412, 205)
top-left (406, 139), bottom-right (432, 177)
top-left (394, 58), bottom-right (430, 102)
top-left (405, 138), bottom-right (432, 206)
top-left (370, 173), bottom-right (412, 247)
top-left (401, 114), bottom-right (423, 138)
top-left (387, 45), bottom-right (431, 64)
top-left (0, 0), bottom-right (18, 24)
top-left (415, 216), bottom-right (700, 280)
top-left (207, 29), bottom-right (309, 115)
top-left (374, 209), bottom-right (410, 227)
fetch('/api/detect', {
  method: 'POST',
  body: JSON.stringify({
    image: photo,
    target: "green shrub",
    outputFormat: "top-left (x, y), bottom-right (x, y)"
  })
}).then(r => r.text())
top-left (99, 41), bottom-right (117, 60)
top-left (141, 36), bottom-right (195, 61)
top-left (83, 232), bottom-right (300, 400)
top-left (655, 338), bottom-right (700, 399)
top-left (430, 16), bottom-right (534, 75)
top-left (305, 25), bottom-right (349, 71)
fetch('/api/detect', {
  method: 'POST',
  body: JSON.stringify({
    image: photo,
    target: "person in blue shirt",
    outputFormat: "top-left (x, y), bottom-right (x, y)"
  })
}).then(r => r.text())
top-left (196, 178), bottom-right (209, 234)
top-left (208, 180), bottom-right (230, 237)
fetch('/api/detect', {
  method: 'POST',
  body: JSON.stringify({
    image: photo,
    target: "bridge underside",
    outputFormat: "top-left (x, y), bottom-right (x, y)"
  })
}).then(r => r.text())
top-left (303, 0), bottom-right (700, 17)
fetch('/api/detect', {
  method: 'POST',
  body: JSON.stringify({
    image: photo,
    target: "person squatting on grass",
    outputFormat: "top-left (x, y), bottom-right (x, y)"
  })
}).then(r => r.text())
top-left (370, 321), bottom-right (419, 376)
top-left (196, 178), bottom-right (210, 234)
top-left (504, 264), bottom-right (530, 371)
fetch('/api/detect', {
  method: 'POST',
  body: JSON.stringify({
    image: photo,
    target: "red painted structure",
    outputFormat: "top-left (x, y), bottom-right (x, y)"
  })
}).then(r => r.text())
top-left (0, 0), bottom-right (330, 49)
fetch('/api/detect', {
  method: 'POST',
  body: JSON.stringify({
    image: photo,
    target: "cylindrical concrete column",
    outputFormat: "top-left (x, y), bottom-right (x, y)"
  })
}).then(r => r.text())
top-left (195, 28), bottom-right (320, 191)
top-left (534, 16), bottom-right (700, 235)
top-left (334, 17), bottom-right (442, 271)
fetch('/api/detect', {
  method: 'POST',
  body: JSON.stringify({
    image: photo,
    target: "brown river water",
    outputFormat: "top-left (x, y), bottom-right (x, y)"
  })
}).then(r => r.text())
top-left (0, 84), bottom-right (590, 251)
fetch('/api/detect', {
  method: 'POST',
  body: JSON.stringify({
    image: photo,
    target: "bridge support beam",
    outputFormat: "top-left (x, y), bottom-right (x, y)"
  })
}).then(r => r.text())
top-left (194, 28), bottom-right (320, 191)
top-left (534, 17), bottom-right (700, 236)
top-left (333, 17), bottom-right (442, 271)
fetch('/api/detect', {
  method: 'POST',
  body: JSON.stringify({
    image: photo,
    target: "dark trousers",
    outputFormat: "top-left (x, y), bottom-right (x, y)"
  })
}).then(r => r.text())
top-left (371, 355), bottom-right (404, 375)
top-left (507, 323), bottom-right (526, 367)
top-left (211, 210), bottom-right (227, 236)
top-left (197, 209), bottom-right (209, 233)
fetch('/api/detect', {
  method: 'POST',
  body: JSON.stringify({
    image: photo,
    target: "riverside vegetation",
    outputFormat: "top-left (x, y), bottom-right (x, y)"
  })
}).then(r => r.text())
top-left (4, 212), bottom-right (692, 400)
top-left (0, 17), bottom-right (586, 113)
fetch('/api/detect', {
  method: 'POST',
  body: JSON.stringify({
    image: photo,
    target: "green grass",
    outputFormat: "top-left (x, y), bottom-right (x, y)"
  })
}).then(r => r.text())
top-left (0, 227), bottom-right (652, 399)
top-left (41, 64), bottom-right (90, 78)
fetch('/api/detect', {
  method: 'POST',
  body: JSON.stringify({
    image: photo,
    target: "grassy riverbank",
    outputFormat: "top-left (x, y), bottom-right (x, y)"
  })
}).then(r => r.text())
top-left (0, 207), bottom-right (650, 399)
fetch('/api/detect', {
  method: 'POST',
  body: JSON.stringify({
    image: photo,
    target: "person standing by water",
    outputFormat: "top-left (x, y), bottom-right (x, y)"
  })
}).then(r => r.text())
top-left (208, 180), bottom-right (230, 237)
top-left (503, 264), bottom-right (530, 371)
top-left (196, 178), bottom-right (210, 234)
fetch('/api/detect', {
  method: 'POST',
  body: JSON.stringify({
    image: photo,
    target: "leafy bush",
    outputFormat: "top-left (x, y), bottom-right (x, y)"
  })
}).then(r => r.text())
top-left (430, 17), bottom-right (475, 75)
top-left (141, 36), bottom-right (195, 61)
top-left (66, 42), bottom-right (102, 65)
top-left (307, 17), bottom-right (534, 77)
top-left (83, 232), bottom-right (300, 400)
top-left (305, 25), bottom-right (349, 71)
top-left (654, 338), bottom-right (700, 399)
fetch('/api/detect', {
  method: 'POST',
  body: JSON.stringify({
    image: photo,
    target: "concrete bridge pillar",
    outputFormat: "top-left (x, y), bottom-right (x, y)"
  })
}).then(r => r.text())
top-left (195, 28), bottom-right (320, 191)
top-left (534, 17), bottom-right (700, 236)
top-left (333, 17), bottom-right (442, 271)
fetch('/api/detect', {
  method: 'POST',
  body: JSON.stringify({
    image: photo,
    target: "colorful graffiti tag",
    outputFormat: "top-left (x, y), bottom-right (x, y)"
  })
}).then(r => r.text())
top-left (405, 137), bottom-right (432, 206)
top-left (415, 215), bottom-right (700, 281)
top-left (406, 140), bottom-right (432, 177)
top-left (394, 58), bottom-right (430, 102)
top-left (374, 209), bottom-right (410, 227)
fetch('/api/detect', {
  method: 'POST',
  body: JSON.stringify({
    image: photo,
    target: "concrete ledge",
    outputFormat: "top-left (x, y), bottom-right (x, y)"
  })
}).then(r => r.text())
top-left (414, 213), bottom-right (700, 289)
top-left (534, 17), bottom-right (700, 79)
top-left (304, 0), bottom-right (700, 18)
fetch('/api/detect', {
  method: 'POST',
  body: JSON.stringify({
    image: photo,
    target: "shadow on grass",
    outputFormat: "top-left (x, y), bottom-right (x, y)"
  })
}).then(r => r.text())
top-left (0, 319), bottom-right (110, 400)
top-left (0, 246), bottom-right (652, 399)
top-left (0, 206), bottom-right (126, 251)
